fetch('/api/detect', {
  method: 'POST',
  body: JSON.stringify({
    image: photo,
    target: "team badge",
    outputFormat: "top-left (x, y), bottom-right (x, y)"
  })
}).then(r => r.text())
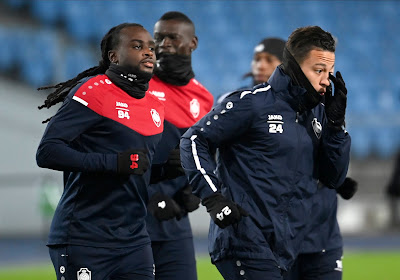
top-left (190, 98), bottom-right (200, 118)
top-left (77, 268), bottom-right (91, 280)
top-left (312, 118), bottom-right (322, 139)
top-left (150, 109), bottom-right (162, 127)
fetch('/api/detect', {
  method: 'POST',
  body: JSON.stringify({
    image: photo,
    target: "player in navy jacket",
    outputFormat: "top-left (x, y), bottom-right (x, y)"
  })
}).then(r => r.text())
top-left (235, 36), bottom-right (358, 280)
top-left (145, 12), bottom-right (214, 280)
top-left (36, 23), bottom-right (164, 280)
top-left (181, 26), bottom-right (351, 279)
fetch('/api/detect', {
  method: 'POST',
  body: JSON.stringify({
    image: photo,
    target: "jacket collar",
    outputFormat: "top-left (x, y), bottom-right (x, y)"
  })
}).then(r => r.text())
top-left (268, 66), bottom-right (308, 112)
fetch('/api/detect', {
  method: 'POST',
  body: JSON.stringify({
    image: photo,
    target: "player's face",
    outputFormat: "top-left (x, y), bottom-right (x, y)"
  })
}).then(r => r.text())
top-left (251, 52), bottom-right (281, 84)
top-left (109, 26), bottom-right (156, 74)
top-left (300, 49), bottom-right (335, 95)
top-left (153, 19), bottom-right (198, 56)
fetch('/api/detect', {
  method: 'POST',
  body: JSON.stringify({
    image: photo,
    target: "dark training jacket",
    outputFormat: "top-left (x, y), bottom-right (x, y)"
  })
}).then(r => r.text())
top-left (146, 75), bottom-right (213, 241)
top-left (180, 67), bottom-right (351, 270)
top-left (36, 74), bottom-right (164, 248)
top-left (301, 187), bottom-right (342, 254)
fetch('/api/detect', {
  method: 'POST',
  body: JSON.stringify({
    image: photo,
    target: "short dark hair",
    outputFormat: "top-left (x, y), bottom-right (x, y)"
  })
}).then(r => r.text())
top-left (286, 26), bottom-right (336, 64)
top-left (158, 11), bottom-right (195, 33)
top-left (159, 11), bottom-right (193, 25)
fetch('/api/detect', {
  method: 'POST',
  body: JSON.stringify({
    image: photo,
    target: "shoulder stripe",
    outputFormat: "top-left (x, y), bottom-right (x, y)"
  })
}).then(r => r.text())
top-left (190, 134), bottom-right (218, 192)
top-left (240, 90), bottom-right (252, 99)
top-left (240, 85), bottom-right (271, 99)
top-left (253, 85), bottom-right (271, 94)
top-left (72, 96), bottom-right (88, 106)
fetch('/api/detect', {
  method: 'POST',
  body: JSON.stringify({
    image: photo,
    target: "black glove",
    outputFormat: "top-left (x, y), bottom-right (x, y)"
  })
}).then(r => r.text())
top-left (202, 193), bottom-right (249, 229)
top-left (163, 147), bottom-right (185, 180)
top-left (117, 149), bottom-right (149, 175)
top-left (150, 148), bottom-right (185, 184)
top-left (325, 71), bottom-right (347, 130)
top-left (336, 177), bottom-right (358, 200)
top-left (174, 184), bottom-right (201, 213)
top-left (147, 192), bottom-right (183, 221)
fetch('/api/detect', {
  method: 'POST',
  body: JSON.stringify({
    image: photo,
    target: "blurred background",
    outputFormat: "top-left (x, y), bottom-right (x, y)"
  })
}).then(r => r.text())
top-left (0, 0), bottom-right (400, 277)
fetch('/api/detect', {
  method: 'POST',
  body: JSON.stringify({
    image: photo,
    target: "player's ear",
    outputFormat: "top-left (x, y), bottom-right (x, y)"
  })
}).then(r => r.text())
top-left (190, 36), bottom-right (198, 52)
top-left (108, 50), bottom-right (118, 64)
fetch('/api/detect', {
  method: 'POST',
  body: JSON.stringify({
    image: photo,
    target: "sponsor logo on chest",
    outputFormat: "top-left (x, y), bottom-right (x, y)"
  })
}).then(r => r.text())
top-left (116, 101), bottom-right (130, 119)
top-left (149, 90), bottom-right (166, 101)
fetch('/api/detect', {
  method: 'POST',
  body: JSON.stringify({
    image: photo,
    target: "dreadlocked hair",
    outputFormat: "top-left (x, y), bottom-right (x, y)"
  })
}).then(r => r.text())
top-left (38, 23), bottom-right (144, 123)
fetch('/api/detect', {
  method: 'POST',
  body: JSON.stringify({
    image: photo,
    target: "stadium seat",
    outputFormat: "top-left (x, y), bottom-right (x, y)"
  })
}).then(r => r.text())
top-left (349, 127), bottom-right (372, 159)
top-left (30, 0), bottom-right (62, 25)
top-left (371, 128), bottom-right (399, 159)
top-left (60, 1), bottom-right (97, 42)
top-left (62, 46), bottom-right (97, 81)
top-left (0, 28), bottom-right (15, 71)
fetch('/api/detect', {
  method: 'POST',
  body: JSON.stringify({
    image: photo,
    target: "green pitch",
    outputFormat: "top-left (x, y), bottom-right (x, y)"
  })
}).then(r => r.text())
top-left (0, 251), bottom-right (399, 280)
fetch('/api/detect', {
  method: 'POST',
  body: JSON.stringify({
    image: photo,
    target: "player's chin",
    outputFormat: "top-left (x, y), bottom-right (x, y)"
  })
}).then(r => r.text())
top-left (140, 66), bottom-right (154, 74)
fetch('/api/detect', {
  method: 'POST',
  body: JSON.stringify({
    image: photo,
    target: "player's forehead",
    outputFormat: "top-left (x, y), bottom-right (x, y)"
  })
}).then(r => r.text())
top-left (154, 20), bottom-right (193, 37)
top-left (304, 49), bottom-right (335, 68)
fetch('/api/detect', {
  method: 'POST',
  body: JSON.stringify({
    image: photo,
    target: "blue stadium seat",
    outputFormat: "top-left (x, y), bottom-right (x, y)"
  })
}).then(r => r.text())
top-left (18, 29), bottom-right (59, 87)
top-left (62, 46), bottom-right (97, 81)
top-left (349, 127), bottom-right (372, 159)
top-left (60, 1), bottom-right (97, 42)
top-left (371, 128), bottom-right (399, 159)
top-left (0, 28), bottom-right (15, 71)
top-left (30, 0), bottom-right (62, 25)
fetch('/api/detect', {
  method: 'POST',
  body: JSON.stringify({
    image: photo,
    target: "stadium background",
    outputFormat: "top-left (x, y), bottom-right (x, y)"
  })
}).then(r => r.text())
top-left (0, 0), bottom-right (399, 279)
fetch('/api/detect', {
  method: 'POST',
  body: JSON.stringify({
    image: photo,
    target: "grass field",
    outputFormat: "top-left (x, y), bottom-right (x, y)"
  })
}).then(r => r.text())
top-left (0, 251), bottom-right (399, 279)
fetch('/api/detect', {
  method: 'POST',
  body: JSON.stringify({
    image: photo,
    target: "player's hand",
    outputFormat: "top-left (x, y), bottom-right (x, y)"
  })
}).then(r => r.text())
top-left (336, 177), bottom-right (358, 200)
top-left (148, 192), bottom-right (183, 221)
top-left (325, 71), bottom-right (347, 130)
top-left (117, 149), bottom-right (149, 175)
top-left (163, 147), bottom-right (185, 180)
top-left (174, 184), bottom-right (201, 213)
top-left (202, 193), bottom-right (249, 229)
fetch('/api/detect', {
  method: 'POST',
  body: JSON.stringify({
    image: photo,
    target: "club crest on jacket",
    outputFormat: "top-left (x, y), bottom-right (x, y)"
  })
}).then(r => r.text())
top-left (190, 98), bottom-right (200, 118)
top-left (312, 118), bottom-right (322, 139)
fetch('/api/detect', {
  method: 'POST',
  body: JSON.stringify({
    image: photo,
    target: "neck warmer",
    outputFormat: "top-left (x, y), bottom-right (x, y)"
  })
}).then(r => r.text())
top-left (105, 64), bottom-right (153, 99)
top-left (281, 47), bottom-right (322, 111)
top-left (154, 53), bottom-right (194, 86)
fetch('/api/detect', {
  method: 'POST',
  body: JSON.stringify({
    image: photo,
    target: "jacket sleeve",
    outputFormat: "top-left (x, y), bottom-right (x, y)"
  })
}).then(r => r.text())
top-left (36, 95), bottom-right (117, 173)
top-left (180, 92), bottom-right (255, 200)
top-left (318, 125), bottom-right (351, 189)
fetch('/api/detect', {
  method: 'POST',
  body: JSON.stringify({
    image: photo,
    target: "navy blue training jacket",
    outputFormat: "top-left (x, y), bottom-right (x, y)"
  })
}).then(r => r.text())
top-left (36, 74), bottom-right (164, 248)
top-left (180, 67), bottom-right (351, 270)
top-left (301, 187), bottom-right (342, 254)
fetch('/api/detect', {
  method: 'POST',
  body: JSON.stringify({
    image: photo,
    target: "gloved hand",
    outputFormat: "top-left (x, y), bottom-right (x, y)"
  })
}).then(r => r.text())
top-left (148, 192), bottom-right (183, 221)
top-left (202, 193), bottom-right (249, 229)
top-left (336, 177), bottom-right (358, 200)
top-left (174, 184), bottom-right (201, 213)
top-left (325, 71), bottom-right (347, 130)
top-left (117, 149), bottom-right (149, 175)
top-left (150, 147), bottom-right (186, 184)
top-left (163, 147), bottom-right (185, 180)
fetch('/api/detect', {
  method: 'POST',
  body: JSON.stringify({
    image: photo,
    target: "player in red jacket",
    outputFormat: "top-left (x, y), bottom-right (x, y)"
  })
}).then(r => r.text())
top-left (145, 11), bottom-right (214, 280)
